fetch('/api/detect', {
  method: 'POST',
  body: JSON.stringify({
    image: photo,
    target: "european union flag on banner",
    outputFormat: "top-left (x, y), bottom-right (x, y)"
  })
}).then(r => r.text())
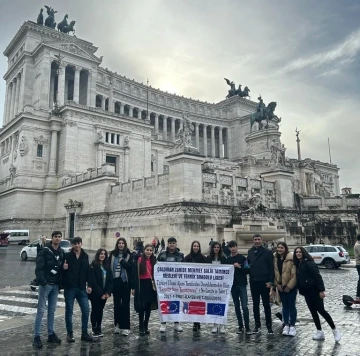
top-left (160, 301), bottom-right (180, 314)
top-left (207, 303), bottom-right (226, 316)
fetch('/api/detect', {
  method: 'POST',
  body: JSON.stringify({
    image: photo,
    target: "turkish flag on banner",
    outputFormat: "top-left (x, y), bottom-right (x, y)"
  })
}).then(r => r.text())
top-left (188, 301), bottom-right (206, 315)
top-left (160, 301), bottom-right (180, 314)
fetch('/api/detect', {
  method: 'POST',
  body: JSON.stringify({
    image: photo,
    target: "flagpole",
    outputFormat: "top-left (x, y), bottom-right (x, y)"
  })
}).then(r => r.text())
top-left (328, 137), bottom-right (332, 164)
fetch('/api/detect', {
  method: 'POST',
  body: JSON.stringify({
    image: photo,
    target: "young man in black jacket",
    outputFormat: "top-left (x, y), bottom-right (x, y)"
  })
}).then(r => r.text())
top-left (62, 236), bottom-right (94, 343)
top-left (157, 237), bottom-right (184, 332)
top-left (247, 234), bottom-right (274, 334)
top-left (33, 231), bottom-right (64, 349)
top-left (226, 240), bottom-right (251, 334)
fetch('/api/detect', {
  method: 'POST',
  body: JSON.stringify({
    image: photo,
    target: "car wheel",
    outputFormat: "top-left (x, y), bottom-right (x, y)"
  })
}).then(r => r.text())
top-left (323, 258), bottom-right (336, 269)
top-left (21, 240), bottom-right (27, 245)
top-left (21, 251), bottom-right (28, 260)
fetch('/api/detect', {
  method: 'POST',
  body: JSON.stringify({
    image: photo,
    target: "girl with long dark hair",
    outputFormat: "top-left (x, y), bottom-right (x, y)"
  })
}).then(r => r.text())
top-left (205, 241), bottom-right (227, 334)
top-left (131, 244), bottom-right (157, 336)
top-left (273, 242), bottom-right (297, 336)
top-left (88, 249), bottom-right (113, 337)
top-left (185, 241), bottom-right (205, 331)
top-left (294, 247), bottom-right (341, 342)
top-left (109, 237), bottom-right (133, 335)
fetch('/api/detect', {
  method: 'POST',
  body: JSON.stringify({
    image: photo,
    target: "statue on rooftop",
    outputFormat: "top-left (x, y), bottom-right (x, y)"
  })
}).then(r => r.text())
top-left (37, 8), bottom-right (44, 25)
top-left (57, 14), bottom-right (68, 32)
top-left (224, 79), bottom-right (251, 99)
top-left (250, 96), bottom-right (281, 132)
top-left (44, 5), bottom-right (57, 29)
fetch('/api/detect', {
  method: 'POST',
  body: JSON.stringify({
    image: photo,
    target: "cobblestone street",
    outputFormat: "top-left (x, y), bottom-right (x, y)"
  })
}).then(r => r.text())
top-left (1, 267), bottom-right (359, 356)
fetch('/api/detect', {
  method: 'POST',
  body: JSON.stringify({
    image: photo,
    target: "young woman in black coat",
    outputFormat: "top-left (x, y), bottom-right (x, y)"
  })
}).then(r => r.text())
top-left (88, 248), bottom-right (113, 337)
top-left (184, 241), bottom-right (206, 332)
top-left (294, 247), bottom-right (341, 342)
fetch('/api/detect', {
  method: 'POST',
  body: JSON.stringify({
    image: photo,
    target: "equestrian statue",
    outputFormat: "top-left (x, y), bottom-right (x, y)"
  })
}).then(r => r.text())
top-left (250, 96), bottom-right (281, 132)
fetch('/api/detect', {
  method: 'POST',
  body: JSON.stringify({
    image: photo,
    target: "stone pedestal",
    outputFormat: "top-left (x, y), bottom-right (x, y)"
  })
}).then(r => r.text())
top-left (261, 170), bottom-right (294, 208)
top-left (245, 128), bottom-right (282, 160)
top-left (166, 151), bottom-right (205, 202)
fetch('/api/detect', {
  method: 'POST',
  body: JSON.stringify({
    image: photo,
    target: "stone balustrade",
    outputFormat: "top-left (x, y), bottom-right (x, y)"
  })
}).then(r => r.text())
top-left (302, 196), bottom-right (360, 209)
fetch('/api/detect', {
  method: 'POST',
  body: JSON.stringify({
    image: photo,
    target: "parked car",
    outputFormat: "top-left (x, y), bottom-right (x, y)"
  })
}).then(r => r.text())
top-left (20, 239), bottom-right (72, 260)
top-left (0, 233), bottom-right (9, 247)
top-left (304, 244), bottom-right (350, 269)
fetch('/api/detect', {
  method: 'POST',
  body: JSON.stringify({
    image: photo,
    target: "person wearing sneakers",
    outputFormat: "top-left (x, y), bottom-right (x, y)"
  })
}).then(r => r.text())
top-left (294, 247), bottom-right (341, 342)
top-left (354, 234), bottom-right (360, 301)
top-left (205, 241), bottom-right (227, 334)
top-left (88, 249), bottom-right (113, 337)
top-left (62, 236), bottom-right (95, 343)
top-left (33, 231), bottom-right (64, 349)
top-left (273, 242), bottom-right (297, 337)
top-left (247, 234), bottom-right (274, 335)
top-left (157, 237), bottom-right (184, 333)
top-left (226, 240), bottom-right (251, 335)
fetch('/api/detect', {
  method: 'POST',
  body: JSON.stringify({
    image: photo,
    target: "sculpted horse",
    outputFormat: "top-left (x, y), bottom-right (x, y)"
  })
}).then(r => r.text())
top-left (57, 14), bottom-right (68, 32)
top-left (64, 21), bottom-right (76, 35)
top-left (250, 101), bottom-right (277, 132)
top-left (237, 86), bottom-right (250, 98)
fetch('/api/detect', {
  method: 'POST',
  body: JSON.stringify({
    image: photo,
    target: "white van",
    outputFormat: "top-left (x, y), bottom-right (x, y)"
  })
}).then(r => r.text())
top-left (3, 230), bottom-right (30, 245)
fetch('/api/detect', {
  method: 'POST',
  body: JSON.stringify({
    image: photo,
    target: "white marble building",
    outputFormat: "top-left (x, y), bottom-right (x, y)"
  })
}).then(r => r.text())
top-left (0, 21), bottom-right (358, 250)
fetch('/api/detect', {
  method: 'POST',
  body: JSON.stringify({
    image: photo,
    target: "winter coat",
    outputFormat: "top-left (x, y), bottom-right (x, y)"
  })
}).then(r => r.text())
top-left (109, 248), bottom-right (133, 284)
top-left (184, 253), bottom-right (206, 263)
top-left (62, 249), bottom-right (90, 290)
top-left (88, 262), bottom-right (114, 300)
top-left (35, 244), bottom-right (64, 286)
top-left (274, 252), bottom-right (296, 290)
top-left (354, 241), bottom-right (360, 265)
top-left (157, 248), bottom-right (184, 262)
top-left (296, 258), bottom-right (325, 295)
top-left (204, 255), bottom-right (227, 264)
top-left (247, 246), bottom-right (274, 283)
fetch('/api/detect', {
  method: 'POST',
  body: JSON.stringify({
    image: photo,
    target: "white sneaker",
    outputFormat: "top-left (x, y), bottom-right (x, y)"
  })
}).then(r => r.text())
top-left (113, 326), bottom-right (121, 334)
top-left (159, 324), bottom-right (166, 333)
top-left (288, 326), bottom-right (296, 337)
top-left (211, 324), bottom-right (218, 334)
top-left (312, 330), bottom-right (325, 340)
top-left (219, 325), bottom-right (226, 334)
top-left (122, 329), bottom-right (130, 336)
top-left (282, 325), bottom-right (289, 336)
top-left (332, 329), bottom-right (341, 342)
top-left (174, 323), bottom-right (183, 332)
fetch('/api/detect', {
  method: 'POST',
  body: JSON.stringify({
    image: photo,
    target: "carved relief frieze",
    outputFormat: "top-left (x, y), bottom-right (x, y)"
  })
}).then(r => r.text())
top-left (33, 159), bottom-right (46, 171)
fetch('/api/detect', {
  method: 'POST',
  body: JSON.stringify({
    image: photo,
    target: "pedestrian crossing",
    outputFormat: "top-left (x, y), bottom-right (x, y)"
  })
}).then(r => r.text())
top-left (0, 288), bottom-right (65, 322)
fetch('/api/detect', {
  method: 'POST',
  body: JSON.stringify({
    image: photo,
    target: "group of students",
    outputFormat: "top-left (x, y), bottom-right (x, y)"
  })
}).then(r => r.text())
top-left (33, 232), bottom-right (341, 350)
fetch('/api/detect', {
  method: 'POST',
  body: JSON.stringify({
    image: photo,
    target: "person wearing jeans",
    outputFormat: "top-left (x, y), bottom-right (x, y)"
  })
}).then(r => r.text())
top-left (33, 231), bottom-right (64, 349)
top-left (273, 242), bottom-right (297, 336)
top-left (62, 236), bottom-right (94, 343)
top-left (226, 240), bottom-right (251, 334)
top-left (247, 234), bottom-right (274, 334)
top-left (354, 235), bottom-right (360, 300)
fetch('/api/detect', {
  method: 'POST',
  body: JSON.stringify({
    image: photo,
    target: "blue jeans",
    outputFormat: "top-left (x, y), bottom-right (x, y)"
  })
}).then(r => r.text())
top-left (34, 284), bottom-right (59, 337)
top-left (64, 287), bottom-right (89, 333)
top-left (279, 288), bottom-right (297, 326)
top-left (231, 285), bottom-right (250, 328)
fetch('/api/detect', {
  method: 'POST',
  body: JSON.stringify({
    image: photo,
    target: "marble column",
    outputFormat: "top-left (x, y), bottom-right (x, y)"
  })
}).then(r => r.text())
top-left (73, 66), bottom-right (81, 104)
top-left (154, 113), bottom-right (159, 134)
top-left (137, 108), bottom-right (142, 119)
top-left (86, 71), bottom-right (92, 106)
top-left (49, 127), bottom-right (58, 175)
top-left (58, 65), bottom-right (66, 106)
top-left (18, 68), bottom-right (25, 113)
top-left (120, 102), bottom-right (124, 115)
top-left (203, 124), bottom-right (207, 157)
top-left (195, 122), bottom-right (200, 150)
top-left (14, 74), bottom-right (21, 117)
top-left (211, 126), bottom-right (215, 158)
top-left (108, 85), bottom-right (114, 112)
top-left (9, 80), bottom-right (16, 120)
top-left (171, 118), bottom-right (176, 142)
top-left (3, 83), bottom-right (11, 125)
top-left (163, 116), bottom-right (168, 140)
top-left (101, 96), bottom-right (106, 110)
top-left (219, 127), bottom-right (223, 158)
top-left (225, 128), bottom-right (230, 159)
top-left (124, 148), bottom-right (130, 181)
top-left (129, 105), bottom-right (134, 117)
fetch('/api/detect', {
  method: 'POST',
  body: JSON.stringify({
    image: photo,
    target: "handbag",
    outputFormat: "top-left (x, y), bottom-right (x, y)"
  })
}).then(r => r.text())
top-left (269, 288), bottom-right (281, 306)
top-left (146, 264), bottom-right (157, 292)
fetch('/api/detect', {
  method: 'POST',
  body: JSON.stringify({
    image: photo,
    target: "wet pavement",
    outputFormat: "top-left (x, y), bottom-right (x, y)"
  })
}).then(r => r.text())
top-left (1, 267), bottom-right (360, 356)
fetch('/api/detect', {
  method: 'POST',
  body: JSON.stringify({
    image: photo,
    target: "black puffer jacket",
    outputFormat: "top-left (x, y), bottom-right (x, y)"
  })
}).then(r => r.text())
top-left (184, 253), bottom-right (206, 263)
top-left (296, 258), bottom-right (325, 294)
top-left (157, 248), bottom-right (184, 262)
top-left (62, 249), bottom-right (90, 289)
top-left (247, 246), bottom-right (274, 283)
top-left (35, 244), bottom-right (64, 286)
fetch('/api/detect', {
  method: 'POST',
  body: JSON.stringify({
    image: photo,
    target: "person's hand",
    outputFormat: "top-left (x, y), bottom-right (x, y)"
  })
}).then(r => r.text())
top-left (276, 285), bottom-right (282, 292)
top-left (104, 293), bottom-right (110, 299)
top-left (131, 289), bottom-right (135, 296)
top-left (86, 287), bottom-right (92, 294)
top-left (101, 294), bottom-right (106, 300)
top-left (319, 291), bottom-right (325, 299)
top-left (63, 260), bottom-right (68, 270)
top-left (234, 263), bottom-right (241, 268)
top-left (284, 286), bottom-right (291, 293)
top-left (265, 282), bottom-right (272, 289)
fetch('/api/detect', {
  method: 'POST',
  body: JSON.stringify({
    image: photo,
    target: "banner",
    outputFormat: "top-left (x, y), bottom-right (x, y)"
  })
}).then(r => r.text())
top-left (154, 262), bottom-right (234, 324)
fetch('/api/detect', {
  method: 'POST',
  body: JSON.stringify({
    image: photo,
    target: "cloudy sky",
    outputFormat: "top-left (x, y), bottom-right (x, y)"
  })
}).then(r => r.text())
top-left (0, 0), bottom-right (359, 191)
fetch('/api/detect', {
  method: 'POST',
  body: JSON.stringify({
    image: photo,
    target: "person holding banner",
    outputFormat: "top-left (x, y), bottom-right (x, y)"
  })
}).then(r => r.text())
top-left (205, 241), bottom-right (227, 334)
top-left (226, 240), bottom-right (251, 335)
top-left (131, 244), bottom-right (157, 336)
top-left (247, 234), bottom-right (274, 335)
top-left (184, 240), bottom-right (206, 332)
top-left (157, 237), bottom-right (185, 332)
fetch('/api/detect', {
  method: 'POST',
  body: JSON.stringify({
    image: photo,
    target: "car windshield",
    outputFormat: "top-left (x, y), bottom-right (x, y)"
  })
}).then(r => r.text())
top-left (60, 240), bottom-right (71, 247)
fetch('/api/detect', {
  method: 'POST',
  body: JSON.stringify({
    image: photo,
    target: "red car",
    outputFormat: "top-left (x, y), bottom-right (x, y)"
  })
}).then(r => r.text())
top-left (0, 233), bottom-right (9, 247)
